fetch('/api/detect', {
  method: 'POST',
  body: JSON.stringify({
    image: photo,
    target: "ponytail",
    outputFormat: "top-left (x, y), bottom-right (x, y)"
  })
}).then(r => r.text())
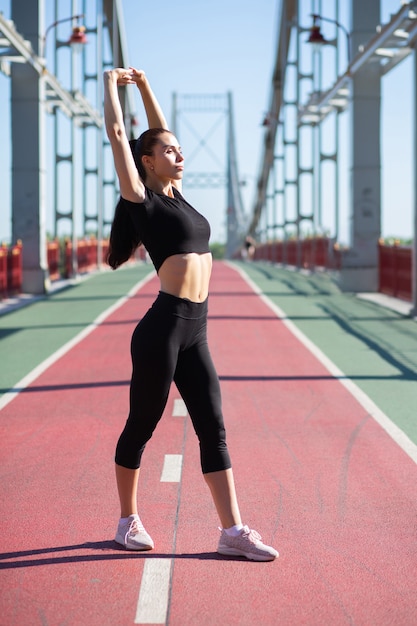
top-left (106, 199), bottom-right (141, 269)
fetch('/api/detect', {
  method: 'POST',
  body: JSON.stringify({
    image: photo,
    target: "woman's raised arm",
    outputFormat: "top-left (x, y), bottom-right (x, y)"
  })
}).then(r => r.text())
top-left (103, 68), bottom-right (146, 202)
top-left (130, 68), bottom-right (182, 192)
top-left (129, 68), bottom-right (169, 130)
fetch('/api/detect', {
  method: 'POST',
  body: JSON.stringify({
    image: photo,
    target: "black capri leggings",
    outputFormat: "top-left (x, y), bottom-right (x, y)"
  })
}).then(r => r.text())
top-left (115, 291), bottom-right (232, 473)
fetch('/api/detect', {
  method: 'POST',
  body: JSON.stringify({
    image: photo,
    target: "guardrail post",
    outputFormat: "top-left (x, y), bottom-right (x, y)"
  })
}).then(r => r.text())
top-left (7, 240), bottom-right (23, 295)
top-left (0, 245), bottom-right (8, 297)
top-left (47, 239), bottom-right (60, 281)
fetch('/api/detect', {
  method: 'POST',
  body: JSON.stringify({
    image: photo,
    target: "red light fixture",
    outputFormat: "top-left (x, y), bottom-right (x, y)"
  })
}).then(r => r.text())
top-left (307, 24), bottom-right (327, 46)
top-left (68, 25), bottom-right (88, 48)
top-left (306, 15), bottom-right (329, 49)
top-left (41, 14), bottom-right (87, 60)
top-left (306, 14), bottom-right (351, 64)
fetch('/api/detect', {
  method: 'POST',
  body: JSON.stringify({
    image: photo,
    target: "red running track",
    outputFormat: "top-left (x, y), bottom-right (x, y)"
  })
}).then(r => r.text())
top-left (0, 261), bottom-right (416, 625)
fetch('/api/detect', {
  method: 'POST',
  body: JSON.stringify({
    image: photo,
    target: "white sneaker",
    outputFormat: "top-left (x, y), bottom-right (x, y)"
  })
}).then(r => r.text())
top-left (217, 526), bottom-right (278, 561)
top-left (115, 514), bottom-right (154, 551)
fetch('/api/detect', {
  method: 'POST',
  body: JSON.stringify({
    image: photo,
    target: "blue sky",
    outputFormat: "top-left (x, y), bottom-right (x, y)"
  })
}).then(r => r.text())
top-left (0, 0), bottom-right (414, 244)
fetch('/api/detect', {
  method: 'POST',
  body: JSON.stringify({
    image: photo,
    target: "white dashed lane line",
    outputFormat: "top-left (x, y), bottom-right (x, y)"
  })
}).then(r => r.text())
top-left (135, 398), bottom-right (185, 623)
top-left (134, 559), bottom-right (172, 624)
top-left (160, 454), bottom-right (183, 482)
top-left (172, 398), bottom-right (187, 416)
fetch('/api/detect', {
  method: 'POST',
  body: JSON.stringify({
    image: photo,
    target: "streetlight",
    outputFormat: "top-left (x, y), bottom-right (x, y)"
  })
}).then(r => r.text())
top-left (306, 13), bottom-right (351, 65)
top-left (68, 25), bottom-right (88, 51)
top-left (41, 14), bottom-right (87, 60)
top-left (41, 15), bottom-right (88, 278)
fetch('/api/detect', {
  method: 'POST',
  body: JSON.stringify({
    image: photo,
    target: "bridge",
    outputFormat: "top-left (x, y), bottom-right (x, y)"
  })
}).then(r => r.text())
top-left (0, 0), bottom-right (246, 293)
top-left (1, 0), bottom-right (415, 313)
top-left (251, 0), bottom-right (417, 312)
top-left (1, 3), bottom-right (417, 623)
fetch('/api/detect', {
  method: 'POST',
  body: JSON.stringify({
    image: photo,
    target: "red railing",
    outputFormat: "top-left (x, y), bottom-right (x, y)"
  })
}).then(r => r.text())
top-left (252, 237), bottom-right (342, 270)
top-left (47, 239), bottom-right (60, 281)
top-left (6, 241), bottom-right (23, 296)
top-left (0, 239), bottom-right (148, 300)
top-left (0, 241), bottom-right (24, 299)
top-left (64, 238), bottom-right (99, 277)
top-left (1, 238), bottom-right (413, 303)
top-left (378, 242), bottom-right (412, 302)
top-left (0, 245), bottom-right (8, 298)
top-left (63, 238), bottom-right (147, 278)
top-left (249, 238), bottom-right (413, 302)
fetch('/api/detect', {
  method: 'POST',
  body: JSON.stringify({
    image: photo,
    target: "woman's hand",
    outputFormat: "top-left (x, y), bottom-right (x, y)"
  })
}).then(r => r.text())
top-left (127, 67), bottom-right (148, 89)
top-left (103, 68), bottom-right (136, 86)
top-left (126, 67), bottom-right (168, 129)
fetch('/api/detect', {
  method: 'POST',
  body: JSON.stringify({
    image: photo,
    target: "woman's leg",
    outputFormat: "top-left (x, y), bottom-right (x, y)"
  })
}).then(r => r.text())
top-left (114, 462), bottom-right (154, 551)
top-left (116, 299), bottom-right (181, 517)
top-left (203, 468), bottom-right (242, 528)
top-left (115, 465), bottom-right (140, 517)
top-left (173, 311), bottom-right (279, 560)
top-left (174, 339), bottom-right (241, 528)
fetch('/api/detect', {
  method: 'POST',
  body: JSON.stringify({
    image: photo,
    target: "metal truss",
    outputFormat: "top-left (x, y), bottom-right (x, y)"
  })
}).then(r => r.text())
top-left (1, 0), bottom-right (138, 292)
top-left (251, 0), bottom-right (417, 310)
top-left (248, 0), bottom-right (297, 237)
top-left (251, 1), bottom-right (417, 236)
top-left (0, 12), bottom-right (102, 127)
top-left (182, 172), bottom-right (227, 188)
top-left (298, 2), bottom-right (417, 125)
top-left (172, 92), bottom-right (247, 256)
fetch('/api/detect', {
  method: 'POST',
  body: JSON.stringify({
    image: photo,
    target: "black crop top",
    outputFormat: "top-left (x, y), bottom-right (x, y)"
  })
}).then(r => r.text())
top-left (120, 186), bottom-right (211, 272)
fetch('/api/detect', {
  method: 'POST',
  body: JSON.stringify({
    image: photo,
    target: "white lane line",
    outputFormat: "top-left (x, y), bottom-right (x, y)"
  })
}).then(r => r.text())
top-left (230, 262), bottom-right (417, 465)
top-left (0, 270), bottom-right (155, 412)
top-left (172, 398), bottom-right (187, 416)
top-left (160, 454), bottom-right (183, 482)
top-left (134, 559), bottom-right (172, 624)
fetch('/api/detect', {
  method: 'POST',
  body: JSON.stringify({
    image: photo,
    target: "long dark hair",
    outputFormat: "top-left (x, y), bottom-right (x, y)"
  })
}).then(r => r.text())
top-left (107, 128), bottom-right (169, 269)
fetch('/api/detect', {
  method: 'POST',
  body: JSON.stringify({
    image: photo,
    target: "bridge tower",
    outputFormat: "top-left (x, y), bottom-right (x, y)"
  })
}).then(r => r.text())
top-left (1, 0), bottom-right (136, 293)
top-left (172, 92), bottom-right (246, 258)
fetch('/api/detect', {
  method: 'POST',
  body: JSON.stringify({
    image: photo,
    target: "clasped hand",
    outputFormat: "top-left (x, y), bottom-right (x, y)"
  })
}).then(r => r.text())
top-left (107, 66), bottom-right (146, 87)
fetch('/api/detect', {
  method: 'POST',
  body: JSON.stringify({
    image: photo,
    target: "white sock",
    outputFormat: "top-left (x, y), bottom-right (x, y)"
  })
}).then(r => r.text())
top-left (120, 514), bottom-right (139, 523)
top-left (224, 523), bottom-right (244, 537)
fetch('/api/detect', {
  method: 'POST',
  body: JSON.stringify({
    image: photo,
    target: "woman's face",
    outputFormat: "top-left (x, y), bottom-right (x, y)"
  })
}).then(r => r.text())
top-left (148, 132), bottom-right (184, 182)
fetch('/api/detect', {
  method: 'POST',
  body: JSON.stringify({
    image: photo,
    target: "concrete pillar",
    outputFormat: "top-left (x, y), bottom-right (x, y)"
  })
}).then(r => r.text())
top-left (340, 0), bottom-right (381, 292)
top-left (11, 0), bottom-right (49, 294)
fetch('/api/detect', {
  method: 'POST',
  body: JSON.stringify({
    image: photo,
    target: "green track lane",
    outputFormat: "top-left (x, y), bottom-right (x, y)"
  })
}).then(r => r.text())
top-left (0, 265), bottom-right (154, 395)
top-left (234, 261), bottom-right (417, 446)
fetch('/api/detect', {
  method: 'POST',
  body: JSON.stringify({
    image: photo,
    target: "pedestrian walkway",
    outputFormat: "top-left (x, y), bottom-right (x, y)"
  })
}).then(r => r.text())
top-left (1, 261), bottom-right (416, 625)
top-left (239, 261), bottom-right (417, 447)
top-left (0, 265), bottom-right (154, 400)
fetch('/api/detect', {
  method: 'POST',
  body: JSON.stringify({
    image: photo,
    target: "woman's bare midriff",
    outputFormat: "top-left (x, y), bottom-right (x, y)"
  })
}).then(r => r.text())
top-left (158, 252), bottom-right (212, 302)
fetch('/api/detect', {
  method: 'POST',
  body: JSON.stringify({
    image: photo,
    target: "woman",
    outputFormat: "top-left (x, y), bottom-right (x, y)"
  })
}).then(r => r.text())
top-left (103, 66), bottom-right (278, 561)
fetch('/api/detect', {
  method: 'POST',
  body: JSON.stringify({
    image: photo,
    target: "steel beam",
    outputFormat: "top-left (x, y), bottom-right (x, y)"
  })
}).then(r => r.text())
top-left (298, 2), bottom-right (417, 126)
top-left (0, 12), bottom-right (102, 127)
top-left (248, 0), bottom-right (297, 237)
